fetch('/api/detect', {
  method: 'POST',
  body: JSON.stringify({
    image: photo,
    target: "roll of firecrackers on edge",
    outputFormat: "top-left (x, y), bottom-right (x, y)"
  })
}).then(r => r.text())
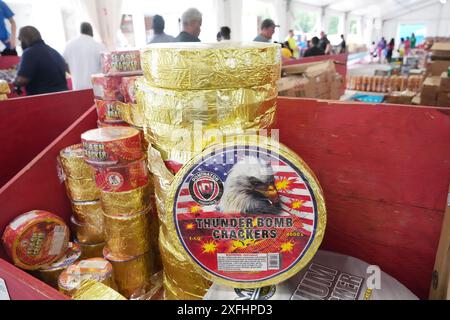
top-left (72, 280), bottom-right (127, 300)
top-left (140, 42), bottom-right (282, 300)
top-left (33, 242), bottom-right (82, 289)
top-left (1, 210), bottom-right (70, 271)
top-left (58, 258), bottom-right (116, 297)
top-left (101, 50), bottom-right (142, 76)
top-left (75, 240), bottom-right (105, 260)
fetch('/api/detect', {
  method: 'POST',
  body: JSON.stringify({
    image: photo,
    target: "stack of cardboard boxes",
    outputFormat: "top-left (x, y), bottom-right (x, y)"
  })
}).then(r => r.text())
top-left (420, 73), bottom-right (450, 107)
top-left (277, 60), bottom-right (344, 100)
top-left (427, 43), bottom-right (450, 77)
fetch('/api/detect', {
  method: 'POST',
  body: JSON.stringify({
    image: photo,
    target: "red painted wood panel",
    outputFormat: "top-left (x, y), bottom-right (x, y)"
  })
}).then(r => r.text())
top-left (0, 259), bottom-right (69, 300)
top-left (275, 97), bottom-right (450, 299)
top-left (0, 56), bottom-right (19, 69)
top-left (0, 89), bottom-right (94, 187)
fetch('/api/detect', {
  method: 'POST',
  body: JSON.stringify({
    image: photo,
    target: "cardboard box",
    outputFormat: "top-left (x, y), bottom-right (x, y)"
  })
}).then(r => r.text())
top-left (440, 72), bottom-right (450, 92)
top-left (437, 92), bottom-right (450, 107)
top-left (421, 76), bottom-right (441, 105)
top-left (428, 60), bottom-right (450, 76)
top-left (411, 94), bottom-right (421, 105)
top-left (386, 91), bottom-right (416, 105)
top-left (431, 42), bottom-right (450, 59)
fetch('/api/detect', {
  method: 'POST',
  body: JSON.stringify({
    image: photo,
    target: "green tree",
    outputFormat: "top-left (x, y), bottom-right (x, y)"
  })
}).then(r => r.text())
top-left (328, 16), bottom-right (339, 35)
top-left (293, 11), bottom-right (317, 33)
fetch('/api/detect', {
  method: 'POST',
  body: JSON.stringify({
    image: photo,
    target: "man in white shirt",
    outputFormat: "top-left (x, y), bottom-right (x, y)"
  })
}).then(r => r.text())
top-left (64, 22), bottom-right (105, 90)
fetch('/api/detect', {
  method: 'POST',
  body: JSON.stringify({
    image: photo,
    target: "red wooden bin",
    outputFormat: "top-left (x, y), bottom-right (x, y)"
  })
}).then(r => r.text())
top-left (0, 93), bottom-right (449, 300)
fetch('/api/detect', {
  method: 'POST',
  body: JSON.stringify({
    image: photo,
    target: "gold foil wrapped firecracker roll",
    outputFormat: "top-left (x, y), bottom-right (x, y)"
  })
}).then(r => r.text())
top-left (139, 80), bottom-right (277, 127)
top-left (75, 240), bottom-right (105, 259)
top-left (141, 42), bottom-right (281, 90)
top-left (97, 120), bottom-right (130, 128)
top-left (103, 208), bottom-right (151, 257)
top-left (95, 100), bottom-right (123, 123)
top-left (0, 79), bottom-right (11, 94)
top-left (2, 210), bottom-right (70, 271)
top-left (70, 216), bottom-right (105, 244)
top-left (81, 127), bottom-right (143, 166)
top-left (100, 182), bottom-right (151, 217)
top-left (104, 248), bottom-right (154, 299)
top-left (59, 144), bottom-right (95, 180)
top-left (0, 94), bottom-right (8, 101)
top-left (159, 228), bottom-right (211, 299)
top-left (101, 50), bottom-right (142, 76)
top-left (73, 280), bottom-right (127, 300)
top-left (34, 242), bottom-right (81, 289)
top-left (163, 273), bottom-right (207, 300)
top-left (58, 258), bottom-right (116, 297)
top-left (93, 158), bottom-right (149, 193)
top-left (65, 177), bottom-right (101, 202)
top-left (91, 74), bottom-right (124, 101)
top-left (71, 200), bottom-right (104, 225)
top-left (116, 101), bottom-right (145, 128)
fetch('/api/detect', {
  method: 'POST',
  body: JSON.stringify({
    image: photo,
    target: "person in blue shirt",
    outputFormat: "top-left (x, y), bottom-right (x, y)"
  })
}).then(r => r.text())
top-left (0, 1), bottom-right (17, 55)
top-left (14, 26), bottom-right (68, 96)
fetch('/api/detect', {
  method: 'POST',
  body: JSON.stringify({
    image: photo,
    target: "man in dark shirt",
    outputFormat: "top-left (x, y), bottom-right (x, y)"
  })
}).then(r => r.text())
top-left (14, 26), bottom-right (68, 96)
top-left (319, 31), bottom-right (330, 53)
top-left (175, 8), bottom-right (202, 42)
top-left (303, 36), bottom-right (324, 58)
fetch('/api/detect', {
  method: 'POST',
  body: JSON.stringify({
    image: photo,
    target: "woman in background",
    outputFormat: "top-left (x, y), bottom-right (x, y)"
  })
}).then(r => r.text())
top-left (386, 38), bottom-right (395, 63)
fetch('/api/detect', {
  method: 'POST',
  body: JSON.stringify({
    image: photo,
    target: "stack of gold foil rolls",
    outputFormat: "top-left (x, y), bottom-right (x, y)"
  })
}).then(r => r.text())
top-left (139, 42), bottom-right (281, 300)
top-left (58, 145), bottom-right (106, 260)
top-left (81, 127), bottom-right (158, 299)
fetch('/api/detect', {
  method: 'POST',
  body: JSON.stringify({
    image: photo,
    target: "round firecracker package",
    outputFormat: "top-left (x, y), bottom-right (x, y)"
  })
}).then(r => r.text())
top-left (95, 100), bottom-right (123, 123)
top-left (121, 76), bottom-right (141, 104)
top-left (2, 210), bottom-right (70, 270)
top-left (91, 74), bottom-right (124, 101)
top-left (75, 240), bottom-right (105, 260)
top-left (93, 157), bottom-right (149, 192)
top-left (58, 258), bottom-right (115, 296)
top-left (58, 144), bottom-right (95, 180)
top-left (101, 50), bottom-right (142, 76)
top-left (166, 135), bottom-right (326, 288)
top-left (97, 120), bottom-right (130, 129)
top-left (81, 127), bottom-right (143, 166)
top-left (35, 242), bottom-right (82, 288)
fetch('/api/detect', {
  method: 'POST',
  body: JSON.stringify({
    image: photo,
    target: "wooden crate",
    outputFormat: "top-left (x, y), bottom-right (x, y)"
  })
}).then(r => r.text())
top-left (0, 94), bottom-right (449, 299)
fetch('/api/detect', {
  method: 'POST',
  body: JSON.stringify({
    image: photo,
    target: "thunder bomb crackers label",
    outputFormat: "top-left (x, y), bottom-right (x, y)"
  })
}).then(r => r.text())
top-left (172, 144), bottom-right (326, 285)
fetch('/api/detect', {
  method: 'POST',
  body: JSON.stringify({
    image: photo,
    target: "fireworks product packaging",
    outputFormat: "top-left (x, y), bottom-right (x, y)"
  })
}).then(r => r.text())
top-left (91, 74), bottom-right (124, 101)
top-left (101, 50), bottom-right (142, 76)
top-left (70, 215), bottom-right (105, 245)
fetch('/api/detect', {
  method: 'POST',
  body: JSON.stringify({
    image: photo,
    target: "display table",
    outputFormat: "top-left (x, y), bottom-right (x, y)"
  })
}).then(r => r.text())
top-left (0, 92), bottom-right (449, 300)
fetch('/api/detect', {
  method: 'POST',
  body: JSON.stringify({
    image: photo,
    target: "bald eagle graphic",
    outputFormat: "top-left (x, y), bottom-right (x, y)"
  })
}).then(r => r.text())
top-left (219, 157), bottom-right (281, 215)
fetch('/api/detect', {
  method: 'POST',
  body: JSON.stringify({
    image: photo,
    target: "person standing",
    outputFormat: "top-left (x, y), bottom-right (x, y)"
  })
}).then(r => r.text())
top-left (14, 26), bottom-right (68, 96)
top-left (339, 34), bottom-right (347, 54)
top-left (386, 38), bottom-right (395, 63)
top-left (319, 31), bottom-right (330, 54)
top-left (0, 0), bottom-right (16, 55)
top-left (398, 38), bottom-right (405, 58)
top-left (404, 36), bottom-right (411, 56)
top-left (411, 33), bottom-right (416, 49)
top-left (220, 26), bottom-right (231, 41)
top-left (377, 37), bottom-right (386, 63)
top-left (303, 36), bottom-right (325, 58)
top-left (254, 19), bottom-right (279, 43)
top-left (175, 8), bottom-right (202, 42)
top-left (149, 15), bottom-right (175, 44)
top-left (285, 29), bottom-right (299, 58)
top-left (63, 22), bottom-right (105, 90)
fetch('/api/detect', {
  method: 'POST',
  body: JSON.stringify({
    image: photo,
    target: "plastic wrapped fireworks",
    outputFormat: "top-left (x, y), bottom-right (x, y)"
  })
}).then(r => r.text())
top-left (2, 210), bottom-right (70, 271)
top-left (70, 215), bottom-right (105, 245)
top-left (104, 248), bottom-right (154, 299)
top-left (100, 182), bottom-right (152, 217)
top-left (121, 76), bottom-right (141, 104)
top-left (141, 42), bottom-right (281, 90)
top-left (75, 240), bottom-right (105, 260)
top-left (58, 258), bottom-right (116, 296)
top-left (101, 50), bottom-right (142, 76)
top-left (34, 242), bottom-right (81, 288)
top-left (95, 100), bottom-right (123, 123)
top-left (91, 74), bottom-right (124, 101)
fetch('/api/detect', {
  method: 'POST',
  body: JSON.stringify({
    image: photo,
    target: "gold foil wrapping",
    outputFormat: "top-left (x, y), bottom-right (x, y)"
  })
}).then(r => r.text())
top-left (159, 226), bottom-right (211, 299)
top-left (101, 183), bottom-right (151, 216)
top-left (117, 101), bottom-right (145, 128)
top-left (76, 241), bottom-right (105, 259)
top-left (103, 209), bottom-right (151, 257)
top-left (59, 144), bottom-right (95, 179)
top-left (73, 280), bottom-right (127, 300)
top-left (139, 81), bottom-right (277, 126)
top-left (105, 251), bottom-right (155, 299)
top-left (141, 42), bottom-right (281, 90)
top-left (71, 200), bottom-right (104, 225)
top-left (65, 177), bottom-right (101, 202)
top-left (70, 216), bottom-right (105, 244)
top-left (163, 273), bottom-right (206, 300)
